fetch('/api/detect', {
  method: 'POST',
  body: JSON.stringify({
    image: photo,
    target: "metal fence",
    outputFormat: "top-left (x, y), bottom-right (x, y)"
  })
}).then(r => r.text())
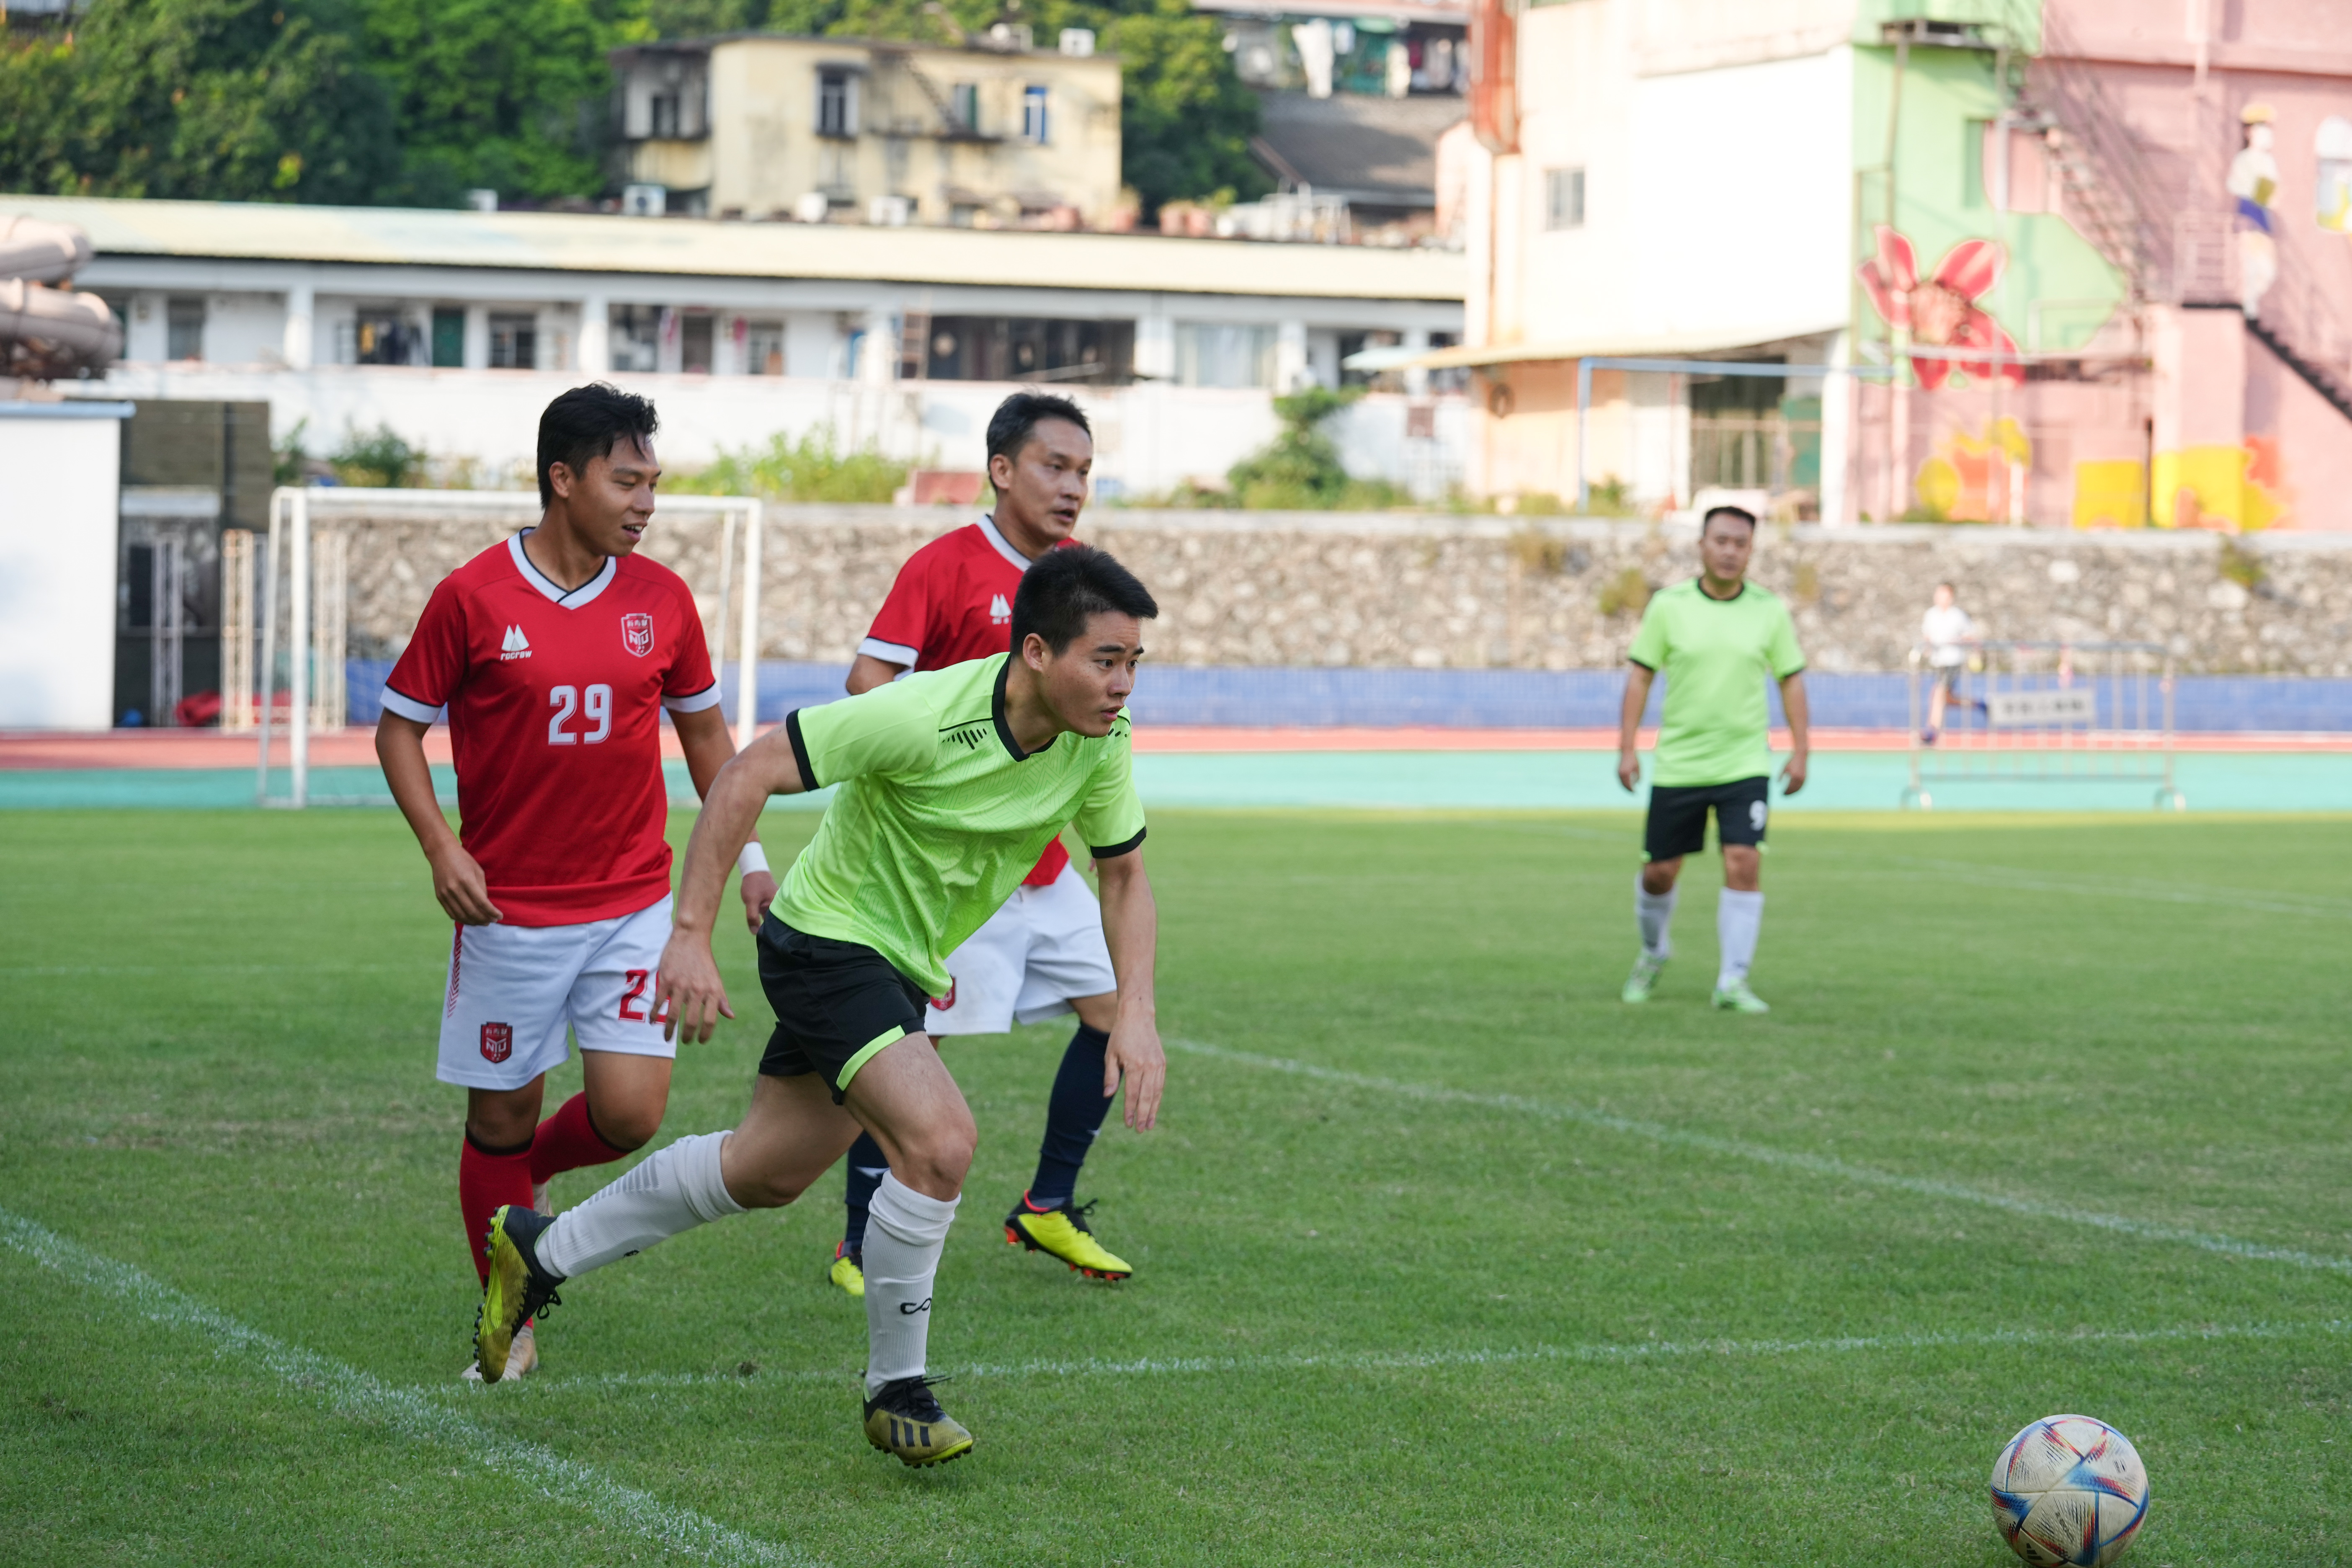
top-left (1905, 640), bottom-right (2183, 810)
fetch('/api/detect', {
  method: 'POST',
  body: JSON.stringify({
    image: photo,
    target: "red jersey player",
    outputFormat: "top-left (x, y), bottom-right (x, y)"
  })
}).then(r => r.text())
top-left (825, 391), bottom-right (1139, 1294)
top-left (374, 384), bottom-right (775, 1380)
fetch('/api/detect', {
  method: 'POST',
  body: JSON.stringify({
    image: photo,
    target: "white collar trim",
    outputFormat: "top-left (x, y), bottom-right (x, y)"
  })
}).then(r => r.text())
top-left (509, 530), bottom-right (617, 608)
top-left (978, 514), bottom-right (1037, 572)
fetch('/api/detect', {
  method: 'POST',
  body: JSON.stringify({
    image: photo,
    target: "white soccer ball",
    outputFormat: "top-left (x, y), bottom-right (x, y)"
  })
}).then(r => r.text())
top-left (1991, 1413), bottom-right (2150, 1567)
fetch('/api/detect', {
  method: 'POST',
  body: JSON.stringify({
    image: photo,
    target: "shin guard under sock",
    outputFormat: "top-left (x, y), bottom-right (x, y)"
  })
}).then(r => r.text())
top-left (459, 1132), bottom-right (534, 1284)
top-left (863, 1172), bottom-right (959, 1395)
top-left (536, 1130), bottom-right (745, 1280)
top-left (1027, 1023), bottom-right (1114, 1210)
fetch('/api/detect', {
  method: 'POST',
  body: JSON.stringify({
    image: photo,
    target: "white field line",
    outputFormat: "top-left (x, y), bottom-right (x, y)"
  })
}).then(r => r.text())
top-left (1166, 1039), bottom-right (2352, 1276)
top-left (442, 1318), bottom-right (2352, 1396)
top-left (0, 1208), bottom-right (806, 1568)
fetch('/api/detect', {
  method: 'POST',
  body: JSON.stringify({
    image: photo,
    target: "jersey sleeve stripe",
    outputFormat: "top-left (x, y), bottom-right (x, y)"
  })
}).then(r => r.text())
top-left (379, 685), bottom-right (444, 723)
top-left (661, 683), bottom-right (724, 713)
top-left (1627, 657), bottom-right (1658, 673)
top-left (1089, 826), bottom-right (1147, 859)
top-left (784, 709), bottom-right (820, 792)
top-left (857, 637), bottom-right (918, 667)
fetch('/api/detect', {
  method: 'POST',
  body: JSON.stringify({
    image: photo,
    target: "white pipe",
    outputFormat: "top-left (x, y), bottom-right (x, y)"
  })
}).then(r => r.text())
top-left (735, 501), bottom-right (763, 750)
top-left (290, 488), bottom-right (310, 809)
top-left (256, 490), bottom-right (286, 805)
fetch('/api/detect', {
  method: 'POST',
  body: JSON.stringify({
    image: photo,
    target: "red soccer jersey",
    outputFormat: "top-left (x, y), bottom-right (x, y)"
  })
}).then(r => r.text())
top-left (859, 515), bottom-right (1074, 886)
top-left (382, 532), bottom-right (719, 926)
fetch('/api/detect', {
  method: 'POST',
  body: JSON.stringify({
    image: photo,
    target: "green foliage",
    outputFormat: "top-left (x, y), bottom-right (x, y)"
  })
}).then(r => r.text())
top-left (1227, 385), bottom-right (1357, 511)
top-left (272, 416), bottom-right (312, 486)
top-left (329, 423), bottom-right (423, 487)
top-left (1596, 564), bottom-right (1652, 617)
top-left (0, 0), bottom-right (397, 204)
top-left (1583, 475), bottom-right (1637, 518)
top-left (671, 423), bottom-right (912, 502)
top-left (2218, 537), bottom-right (2267, 590)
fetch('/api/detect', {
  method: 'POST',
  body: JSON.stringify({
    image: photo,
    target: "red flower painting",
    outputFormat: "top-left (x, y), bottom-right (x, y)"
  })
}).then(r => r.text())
top-left (1856, 224), bottom-right (2026, 389)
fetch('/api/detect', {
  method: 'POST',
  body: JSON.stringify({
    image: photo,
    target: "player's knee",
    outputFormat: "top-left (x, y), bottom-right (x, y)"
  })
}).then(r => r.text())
top-left (897, 1116), bottom-right (977, 1195)
top-left (589, 1099), bottom-right (662, 1152)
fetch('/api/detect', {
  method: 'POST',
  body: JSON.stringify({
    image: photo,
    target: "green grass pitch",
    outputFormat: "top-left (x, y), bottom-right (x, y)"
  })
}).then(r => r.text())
top-left (3, 806), bottom-right (2347, 1565)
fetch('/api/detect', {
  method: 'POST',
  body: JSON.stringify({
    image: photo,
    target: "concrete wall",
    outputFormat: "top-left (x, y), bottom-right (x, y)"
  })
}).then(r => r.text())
top-left (334, 506), bottom-right (2352, 677)
top-left (0, 407), bottom-right (125, 729)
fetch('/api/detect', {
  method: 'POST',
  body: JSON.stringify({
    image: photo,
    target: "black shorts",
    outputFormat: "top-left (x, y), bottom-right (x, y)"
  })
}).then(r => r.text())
top-left (1644, 776), bottom-right (1770, 862)
top-left (756, 918), bottom-right (928, 1103)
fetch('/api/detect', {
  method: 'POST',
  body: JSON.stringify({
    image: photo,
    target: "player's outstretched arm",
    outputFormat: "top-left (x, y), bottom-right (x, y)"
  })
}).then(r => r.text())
top-left (1617, 665), bottom-right (1656, 792)
top-left (1094, 849), bottom-right (1163, 1131)
top-left (656, 726), bottom-right (810, 1043)
top-left (375, 712), bottom-right (501, 925)
top-left (1778, 672), bottom-right (1810, 795)
top-left (672, 704), bottom-right (778, 931)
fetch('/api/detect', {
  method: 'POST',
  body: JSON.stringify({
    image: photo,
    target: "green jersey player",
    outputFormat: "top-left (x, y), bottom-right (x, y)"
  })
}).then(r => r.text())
top-left (1615, 505), bottom-right (1810, 1013)
top-left (470, 544), bottom-right (1163, 1467)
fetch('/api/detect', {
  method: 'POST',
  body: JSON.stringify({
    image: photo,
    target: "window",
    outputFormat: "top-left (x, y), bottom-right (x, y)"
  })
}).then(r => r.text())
top-left (1544, 167), bottom-right (1584, 230)
top-left (609, 305), bottom-right (660, 372)
top-left (1338, 329), bottom-right (1401, 390)
top-left (356, 309), bottom-right (418, 366)
top-left (431, 308), bottom-right (466, 368)
top-left (743, 319), bottom-right (785, 375)
top-left (950, 82), bottom-right (979, 133)
top-left (923, 316), bottom-right (1134, 384)
top-left (1173, 323), bottom-right (1276, 389)
top-left (165, 297), bottom-right (205, 361)
top-left (651, 93), bottom-right (681, 138)
top-left (818, 69), bottom-right (857, 137)
top-left (679, 313), bottom-right (713, 374)
top-left (489, 312), bottom-right (537, 370)
top-left (1022, 84), bottom-right (1049, 144)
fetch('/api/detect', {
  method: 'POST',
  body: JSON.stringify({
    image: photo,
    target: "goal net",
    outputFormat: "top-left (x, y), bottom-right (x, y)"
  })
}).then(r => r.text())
top-left (229, 487), bottom-right (763, 808)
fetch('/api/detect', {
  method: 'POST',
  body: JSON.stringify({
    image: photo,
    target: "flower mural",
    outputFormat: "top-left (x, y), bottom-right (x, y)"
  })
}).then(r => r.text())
top-left (1855, 224), bottom-right (2026, 390)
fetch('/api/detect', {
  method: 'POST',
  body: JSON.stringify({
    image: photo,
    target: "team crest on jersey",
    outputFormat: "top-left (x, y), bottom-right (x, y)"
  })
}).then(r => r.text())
top-left (988, 593), bottom-right (1012, 625)
top-left (479, 1022), bottom-right (513, 1063)
top-left (620, 613), bottom-right (656, 657)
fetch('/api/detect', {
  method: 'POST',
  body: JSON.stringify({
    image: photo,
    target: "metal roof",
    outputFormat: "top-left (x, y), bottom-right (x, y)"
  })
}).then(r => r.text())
top-left (0, 195), bottom-right (1465, 302)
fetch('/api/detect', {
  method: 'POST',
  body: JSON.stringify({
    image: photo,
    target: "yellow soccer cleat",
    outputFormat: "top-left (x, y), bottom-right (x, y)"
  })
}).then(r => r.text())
top-left (862, 1375), bottom-right (974, 1467)
top-left (461, 1322), bottom-right (538, 1382)
top-left (827, 1243), bottom-right (866, 1300)
top-left (1004, 1195), bottom-right (1132, 1281)
top-left (475, 1204), bottom-right (564, 1385)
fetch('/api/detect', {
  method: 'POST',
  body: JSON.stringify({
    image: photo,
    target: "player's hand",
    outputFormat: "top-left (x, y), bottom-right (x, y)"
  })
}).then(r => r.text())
top-left (428, 841), bottom-right (502, 925)
top-left (1616, 748), bottom-right (1642, 792)
top-left (654, 931), bottom-right (734, 1044)
top-left (739, 869), bottom-right (777, 933)
top-left (1104, 1014), bottom-right (1166, 1132)
top-left (1780, 752), bottom-right (1809, 796)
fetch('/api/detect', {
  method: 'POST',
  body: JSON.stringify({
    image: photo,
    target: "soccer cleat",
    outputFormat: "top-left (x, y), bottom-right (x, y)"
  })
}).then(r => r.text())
top-left (862, 1375), bottom-right (974, 1467)
top-left (1004, 1194), bottom-right (1131, 1281)
top-left (476, 1204), bottom-right (564, 1385)
top-left (828, 1243), bottom-right (866, 1300)
top-left (460, 1322), bottom-right (538, 1382)
top-left (1621, 952), bottom-right (1666, 1003)
top-left (1712, 980), bottom-right (1771, 1014)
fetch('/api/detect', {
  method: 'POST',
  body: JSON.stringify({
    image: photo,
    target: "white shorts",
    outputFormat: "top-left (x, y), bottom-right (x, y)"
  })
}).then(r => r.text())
top-left (924, 863), bottom-right (1117, 1036)
top-left (434, 896), bottom-right (678, 1091)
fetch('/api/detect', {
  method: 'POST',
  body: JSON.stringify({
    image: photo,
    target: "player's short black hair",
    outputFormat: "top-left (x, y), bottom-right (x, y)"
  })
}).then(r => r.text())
top-left (538, 383), bottom-right (660, 507)
top-left (986, 391), bottom-right (1091, 469)
top-left (1011, 544), bottom-right (1157, 655)
top-left (1701, 504), bottom-right (1758, 534)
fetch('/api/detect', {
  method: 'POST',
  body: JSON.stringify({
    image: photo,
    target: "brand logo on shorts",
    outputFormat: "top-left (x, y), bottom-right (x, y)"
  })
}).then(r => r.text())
top-left (931, 979), bottom-right (957, 1011)
top-left (620, 613), bottom-right (656, 658)
top-left (480, 1022), bottom-right (513, 1063)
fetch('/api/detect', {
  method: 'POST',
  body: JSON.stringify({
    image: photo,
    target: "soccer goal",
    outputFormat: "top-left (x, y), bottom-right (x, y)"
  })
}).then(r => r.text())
top-left (238, 486), bottom-right (764, 808)
top-left (1902, 639), bottom-right (2184, 812)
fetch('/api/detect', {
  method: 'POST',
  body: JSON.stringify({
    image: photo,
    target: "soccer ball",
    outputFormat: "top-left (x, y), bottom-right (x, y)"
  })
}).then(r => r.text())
top-left (1990, 1414), bottom-right (2149, 1567)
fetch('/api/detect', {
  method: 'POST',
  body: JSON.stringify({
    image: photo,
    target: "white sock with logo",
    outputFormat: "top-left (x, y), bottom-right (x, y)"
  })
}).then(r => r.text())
top-left (1635, 876), bottom-right (1679, 959)
top-left (863, 1172), bottom-right (960, 1397)
top-left (536, 1131), bottom-right (745, 1279)
top-left (1717, 890), bottom-right (1765, 989)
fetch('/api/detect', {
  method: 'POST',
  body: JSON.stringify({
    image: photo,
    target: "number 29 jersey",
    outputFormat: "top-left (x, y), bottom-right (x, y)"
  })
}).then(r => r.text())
top-left (382, 532), bottom-right (720, 927)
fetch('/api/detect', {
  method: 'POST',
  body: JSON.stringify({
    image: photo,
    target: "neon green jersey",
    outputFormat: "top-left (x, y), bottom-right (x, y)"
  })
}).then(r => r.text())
top-left (1626, 579), bottom-right (1806, 787)
top-left (774, 654), bottom-right (1146, 994)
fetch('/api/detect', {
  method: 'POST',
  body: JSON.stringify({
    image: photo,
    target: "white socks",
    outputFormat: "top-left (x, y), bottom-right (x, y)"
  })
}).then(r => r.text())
top-left (1717, 889), bottom-right (1764, 989)
top-left (863, 1172), bottom-right (960, 1396)
top-left (1634, 876), bottom-right (1679, 958)
top-left (537, 1130), bottom-right (745, 1279)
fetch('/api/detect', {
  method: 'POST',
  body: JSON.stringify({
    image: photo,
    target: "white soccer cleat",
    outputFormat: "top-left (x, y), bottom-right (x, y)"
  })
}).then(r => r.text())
top-left (460, 1321), bottom-right (538, 1382)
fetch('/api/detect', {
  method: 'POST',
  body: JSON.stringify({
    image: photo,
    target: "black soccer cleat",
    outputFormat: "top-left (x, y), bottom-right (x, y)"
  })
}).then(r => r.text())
top-left (862, 1375), bottom-right (975, 1467)
top-left (475, 1204), bottom-right (565, 1384)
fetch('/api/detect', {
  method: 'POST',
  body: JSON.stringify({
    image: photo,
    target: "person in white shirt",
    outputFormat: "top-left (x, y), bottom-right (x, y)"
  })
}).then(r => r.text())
top-left (1920, 582), bottom-right (1981, 743)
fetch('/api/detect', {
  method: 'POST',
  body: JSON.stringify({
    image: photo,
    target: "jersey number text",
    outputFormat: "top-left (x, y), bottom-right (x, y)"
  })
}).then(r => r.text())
top-left (619, 968), bottom-right (674, 1024)
top-left (548, 683), bottom-right (614, 745)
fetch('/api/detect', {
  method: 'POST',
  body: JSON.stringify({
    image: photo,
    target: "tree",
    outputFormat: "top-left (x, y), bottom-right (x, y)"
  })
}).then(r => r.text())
top-left (0, 0), bottom-right (397, 204)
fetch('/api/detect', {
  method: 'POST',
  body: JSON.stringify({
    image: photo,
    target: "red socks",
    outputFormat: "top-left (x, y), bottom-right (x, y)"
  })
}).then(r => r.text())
top-left (457, 1133), bottom-right (534, 1284)
top-left (528, 1092), bottom-right (632, 1185)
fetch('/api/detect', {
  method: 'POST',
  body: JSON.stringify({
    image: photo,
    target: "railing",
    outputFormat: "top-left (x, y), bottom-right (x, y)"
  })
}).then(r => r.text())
top-left (1904, 640), bottom-right (2182, 810)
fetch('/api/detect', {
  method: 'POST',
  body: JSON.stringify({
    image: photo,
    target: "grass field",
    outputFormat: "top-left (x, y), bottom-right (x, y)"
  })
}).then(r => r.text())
top-left (4, 806), bottom-right (2348, 1565)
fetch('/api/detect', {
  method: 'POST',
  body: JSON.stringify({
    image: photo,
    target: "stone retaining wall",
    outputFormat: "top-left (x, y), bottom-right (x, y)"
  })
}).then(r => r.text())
top-left (340, 504), bottom-right (2352, 676)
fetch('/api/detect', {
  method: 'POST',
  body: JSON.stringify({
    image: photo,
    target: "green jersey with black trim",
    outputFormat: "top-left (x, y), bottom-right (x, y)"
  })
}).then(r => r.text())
top-left (773, 653), bottom-right (1145, 995)
top-left (1626, 579), bottom-right (1806, 787)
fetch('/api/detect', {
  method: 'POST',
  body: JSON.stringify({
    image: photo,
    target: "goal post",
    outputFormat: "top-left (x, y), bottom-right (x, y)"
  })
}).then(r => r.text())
top-left (1903, 639), bottom-right (2183, 812)
top-left (248, 486), bottom-right (764, 809)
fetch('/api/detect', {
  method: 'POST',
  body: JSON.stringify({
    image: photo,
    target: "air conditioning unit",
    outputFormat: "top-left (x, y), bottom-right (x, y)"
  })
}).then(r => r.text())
top-left (794, 191), bottom-right (832, 224)
top-left (1059, 27), bottom-right (1095, 56)
top-left (621, 183), bottom-right (668, 217)
top-left (464, 189), bottom-right (498, 212)
top-left (868, 194), bottom-right (913, 227)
